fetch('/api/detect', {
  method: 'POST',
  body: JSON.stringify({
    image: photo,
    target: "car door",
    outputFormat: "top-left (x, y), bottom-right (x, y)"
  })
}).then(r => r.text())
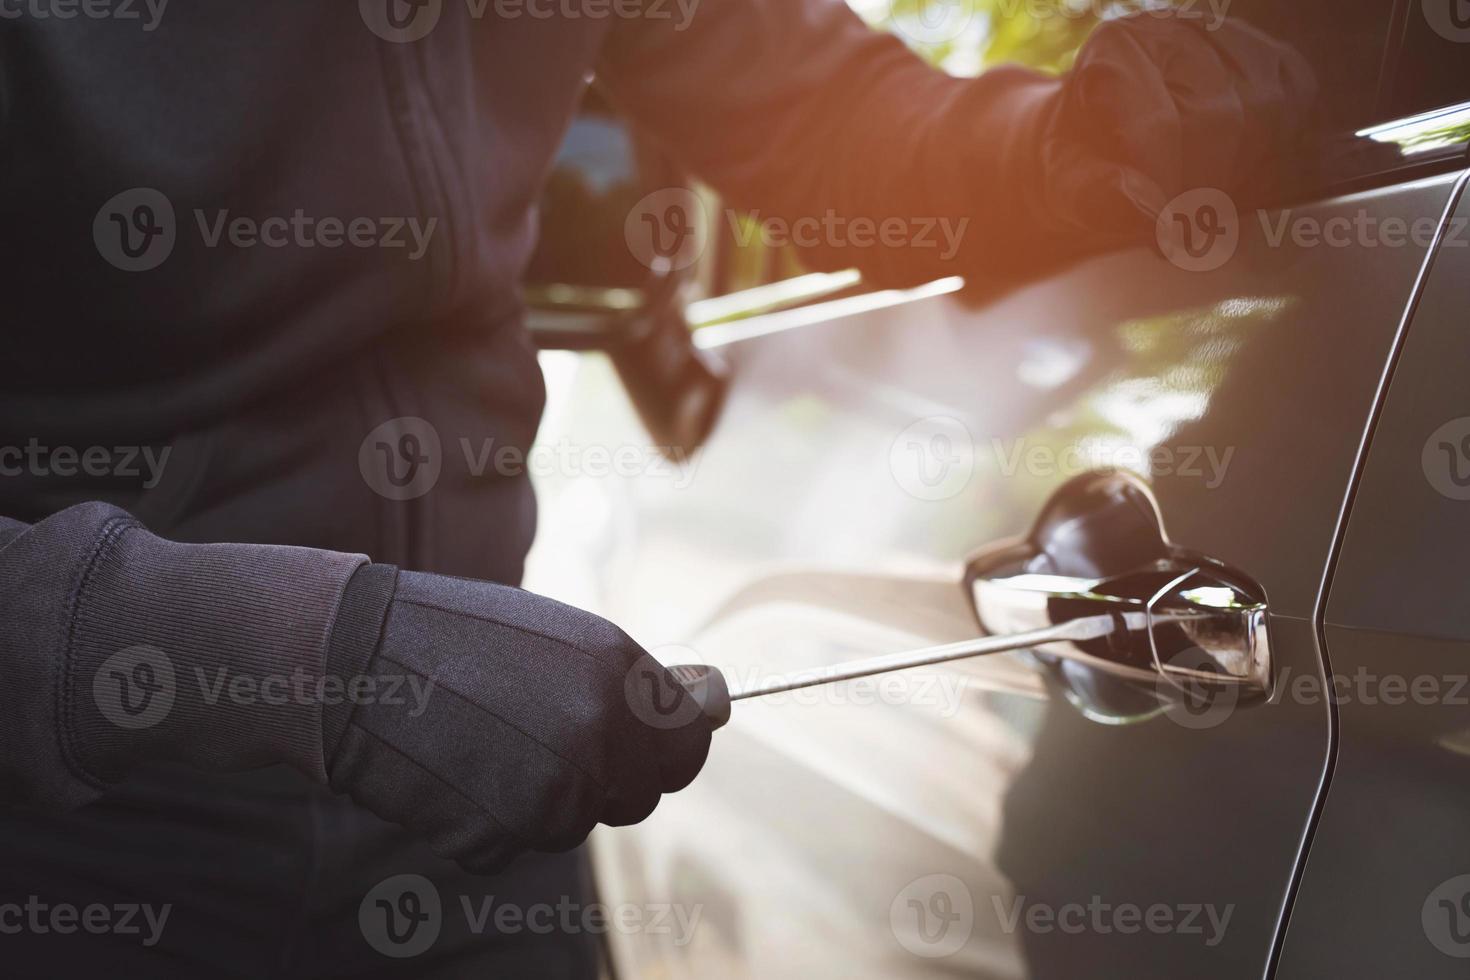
top-left (523, 3), bottom-right (1469, 977)
top-left (1273, 10), bottom-right (1470, 963)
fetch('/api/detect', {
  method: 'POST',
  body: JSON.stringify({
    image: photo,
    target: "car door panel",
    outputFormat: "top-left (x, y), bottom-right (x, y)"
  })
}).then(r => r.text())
top-left (1277, 172), bottom-right (1470, 977)
top-left (525, 173), bottom-right (1461, 978)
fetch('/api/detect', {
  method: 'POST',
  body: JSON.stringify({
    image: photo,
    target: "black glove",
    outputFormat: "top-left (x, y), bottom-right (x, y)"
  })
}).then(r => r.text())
top-left (948, 13), bottom-right (1318, 283)
top-left (321, 565), bottom-right (713, 873)
top-left (1038, 14), bottom-right (1319, 240)
top-left (1, 503), bottom-right (710, 875)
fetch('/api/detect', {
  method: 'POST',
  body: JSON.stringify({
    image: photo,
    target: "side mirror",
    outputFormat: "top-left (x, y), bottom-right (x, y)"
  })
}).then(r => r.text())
top-left (525, 90), bottom-right (727, 454)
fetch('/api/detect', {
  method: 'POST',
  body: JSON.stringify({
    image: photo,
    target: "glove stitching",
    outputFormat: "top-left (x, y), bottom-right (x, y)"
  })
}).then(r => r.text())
top-left (372, 652), bottom-right (615, 797)
top-left (58, 516), bottom-right (138, 791)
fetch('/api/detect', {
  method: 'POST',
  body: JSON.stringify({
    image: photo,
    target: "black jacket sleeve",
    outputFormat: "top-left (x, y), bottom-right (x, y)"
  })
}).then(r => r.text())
top-left (0, 503), bottom-right (714, 873)
top-left (0, 502), bottom-right (365, 812)
top-left (598, 2), bottom-right (1315, 289)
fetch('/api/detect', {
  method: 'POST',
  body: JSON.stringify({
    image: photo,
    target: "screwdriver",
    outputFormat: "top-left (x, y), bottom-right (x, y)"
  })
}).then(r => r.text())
top-left (666, 610), bottom-right (1144, 729)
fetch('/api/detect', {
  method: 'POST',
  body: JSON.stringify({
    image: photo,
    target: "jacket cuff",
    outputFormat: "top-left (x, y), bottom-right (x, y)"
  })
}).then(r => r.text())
top-left (63, 516), bottom-right (368, 786)
top-left (321, 563), bottom-right (399, 762)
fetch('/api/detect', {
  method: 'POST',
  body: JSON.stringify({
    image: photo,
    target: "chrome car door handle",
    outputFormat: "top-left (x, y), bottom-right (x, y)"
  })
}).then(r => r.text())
top-left (963, 470), bottom-right (1274, 721)
top-left (969, 565), bottom-right (1271, 696)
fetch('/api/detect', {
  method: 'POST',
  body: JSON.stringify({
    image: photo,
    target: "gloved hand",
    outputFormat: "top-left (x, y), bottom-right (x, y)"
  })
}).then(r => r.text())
top-left (1, 503), bottom-right (711, 874)
top-left (1038, 14), bottom-right (1319, 245)
top-left (321, 565), bottom-right (712, 873)
top-left (946, 13), bottom-right (1318, 282)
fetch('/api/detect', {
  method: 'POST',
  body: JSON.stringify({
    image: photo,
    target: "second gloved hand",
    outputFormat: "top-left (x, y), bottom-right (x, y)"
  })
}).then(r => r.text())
top-left (322, 566), bottom-right (713, 874)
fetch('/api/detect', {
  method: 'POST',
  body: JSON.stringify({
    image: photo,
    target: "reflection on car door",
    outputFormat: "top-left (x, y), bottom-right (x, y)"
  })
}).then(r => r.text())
top-left (525, 170), bottom-right (1463, 977)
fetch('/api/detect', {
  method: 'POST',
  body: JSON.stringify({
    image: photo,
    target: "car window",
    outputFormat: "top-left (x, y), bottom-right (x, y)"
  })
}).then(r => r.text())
top-left (1228, 1), bottom-right (1397, 134)
top-left (1384, 0), bottom-right (1470, 121)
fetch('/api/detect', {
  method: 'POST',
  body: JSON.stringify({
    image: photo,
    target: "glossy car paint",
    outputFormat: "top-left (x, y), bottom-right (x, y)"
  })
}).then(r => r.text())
top-left (524, 173), bottom-right (1463, 977)
top-left (1277, 175), bottom-right (1470, 976)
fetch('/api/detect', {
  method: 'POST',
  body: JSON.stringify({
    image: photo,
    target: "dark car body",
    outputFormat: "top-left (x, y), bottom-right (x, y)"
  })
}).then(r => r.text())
top-left (526, 2), bottom-right (1470, 975)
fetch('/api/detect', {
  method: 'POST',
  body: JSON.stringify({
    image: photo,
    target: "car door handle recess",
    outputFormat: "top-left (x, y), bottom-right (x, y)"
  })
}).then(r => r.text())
top-left (670, 470), bottom-right (1272, 729)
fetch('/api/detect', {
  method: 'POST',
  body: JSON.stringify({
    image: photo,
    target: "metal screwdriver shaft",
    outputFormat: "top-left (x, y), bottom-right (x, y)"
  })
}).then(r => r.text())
top-left (728, 613), bottom-right (1118, 700)
top-left (669, 613), bottom-right (1127, 729)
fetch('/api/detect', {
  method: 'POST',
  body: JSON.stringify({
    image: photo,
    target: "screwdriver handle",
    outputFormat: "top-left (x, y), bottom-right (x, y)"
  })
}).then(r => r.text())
top-left (666, 664), bottom-right (731, 730)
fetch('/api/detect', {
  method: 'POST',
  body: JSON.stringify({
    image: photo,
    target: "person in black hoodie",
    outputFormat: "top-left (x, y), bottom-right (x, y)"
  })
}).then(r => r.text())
top-left (0, 1), bottom-right (1312, 974)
